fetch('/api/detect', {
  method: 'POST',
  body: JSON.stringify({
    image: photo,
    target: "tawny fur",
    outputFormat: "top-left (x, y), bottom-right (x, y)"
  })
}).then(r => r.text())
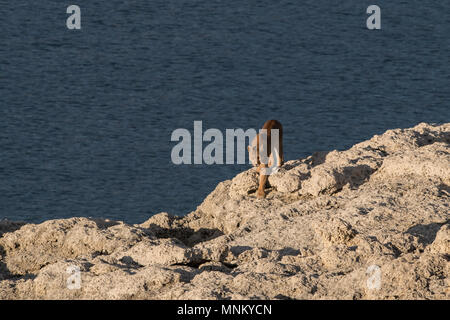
top-left (247, 120), bottom-right (284, 198)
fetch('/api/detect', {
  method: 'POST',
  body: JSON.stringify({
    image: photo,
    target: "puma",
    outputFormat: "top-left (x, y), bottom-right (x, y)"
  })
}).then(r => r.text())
top-left (247, 120), bottom-right (284, 198)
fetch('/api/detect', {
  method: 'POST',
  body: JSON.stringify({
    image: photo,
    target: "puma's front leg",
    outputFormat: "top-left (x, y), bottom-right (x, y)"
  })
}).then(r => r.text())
top-left (276, 153), bottom-right (283, 168)
top-left (256, 164), bottom-right (268, 198)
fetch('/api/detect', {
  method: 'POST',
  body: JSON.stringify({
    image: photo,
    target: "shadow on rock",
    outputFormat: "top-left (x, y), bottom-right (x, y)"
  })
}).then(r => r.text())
top-left (0, 220), bottom-right (26, 238)
top-left (145, 224), bottom-right (224, 247)
top-left (414, 128), bottom-right (450, 146)
top-left (406, 221), bottom-right (450, 246)
top-left (340, 164), bottom-right (376, 189)
top-left (0, 221), bottom-right (29, 281)
top-left (309, 151), bottom-right (330, 167)
top-left (437, 184), bottom-right (450, 197)
top-left (0, 244), bottom-right (35, 281)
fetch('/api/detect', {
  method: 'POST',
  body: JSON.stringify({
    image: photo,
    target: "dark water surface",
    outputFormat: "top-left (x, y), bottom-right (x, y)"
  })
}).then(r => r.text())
top-left (1, 1), bottom-right (449, 223)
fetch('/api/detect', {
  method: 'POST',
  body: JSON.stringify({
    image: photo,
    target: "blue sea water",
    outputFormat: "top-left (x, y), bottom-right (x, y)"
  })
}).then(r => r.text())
top-left (0, 1), bottom-right (449, 223)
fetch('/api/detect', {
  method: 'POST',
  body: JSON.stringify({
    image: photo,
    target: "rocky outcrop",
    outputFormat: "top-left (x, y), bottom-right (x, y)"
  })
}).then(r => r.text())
top-left (0, 122), bottom-right (449, 299)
